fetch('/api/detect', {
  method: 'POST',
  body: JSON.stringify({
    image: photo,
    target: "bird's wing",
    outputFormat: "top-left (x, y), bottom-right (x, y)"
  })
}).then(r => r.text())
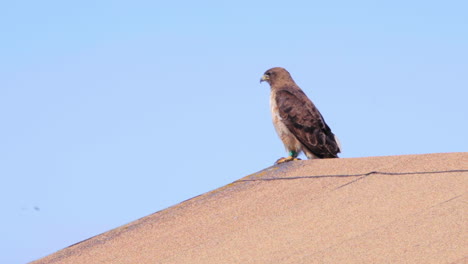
top-left (276, 89), bottom-right (340, 158)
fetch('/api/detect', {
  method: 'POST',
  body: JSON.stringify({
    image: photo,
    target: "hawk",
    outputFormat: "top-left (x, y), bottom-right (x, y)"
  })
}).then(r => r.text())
top-left (260, 67), bottom-right (341, 164)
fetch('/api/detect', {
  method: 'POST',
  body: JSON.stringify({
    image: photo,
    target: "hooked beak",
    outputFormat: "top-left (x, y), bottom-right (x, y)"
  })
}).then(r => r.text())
top-left (260, 74), bottom-right (269, 83)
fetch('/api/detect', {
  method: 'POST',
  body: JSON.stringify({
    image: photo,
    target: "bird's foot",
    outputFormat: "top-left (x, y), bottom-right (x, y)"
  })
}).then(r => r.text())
top-left (275, 156), bottom-right (301, 164)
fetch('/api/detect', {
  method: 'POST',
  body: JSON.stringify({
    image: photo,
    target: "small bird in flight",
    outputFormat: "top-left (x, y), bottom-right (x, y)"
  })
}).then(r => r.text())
top-left (260, 67), bottom-right (341, 164)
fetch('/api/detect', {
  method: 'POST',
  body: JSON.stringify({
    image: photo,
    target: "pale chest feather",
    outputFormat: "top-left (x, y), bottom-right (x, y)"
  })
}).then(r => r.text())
top-left (269, 91), bottom-right (302, 152)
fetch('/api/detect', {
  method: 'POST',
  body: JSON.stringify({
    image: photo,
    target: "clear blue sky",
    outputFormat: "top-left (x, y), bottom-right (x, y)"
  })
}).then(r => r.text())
top-left (1, 1), bottom-right (467, 263)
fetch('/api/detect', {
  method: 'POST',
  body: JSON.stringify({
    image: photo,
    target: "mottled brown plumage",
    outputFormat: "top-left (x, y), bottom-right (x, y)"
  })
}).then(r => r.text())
top-left (260, 67), bottom-right (340, 163)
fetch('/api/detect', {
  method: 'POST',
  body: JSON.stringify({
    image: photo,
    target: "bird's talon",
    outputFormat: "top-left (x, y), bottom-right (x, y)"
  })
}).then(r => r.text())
top-left (275, 156), bottom-right (301, 164)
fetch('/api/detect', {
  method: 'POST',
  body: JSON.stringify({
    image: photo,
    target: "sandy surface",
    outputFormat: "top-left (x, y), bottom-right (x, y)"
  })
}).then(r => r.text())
top-left (32, 152), bottom-right (468, 264)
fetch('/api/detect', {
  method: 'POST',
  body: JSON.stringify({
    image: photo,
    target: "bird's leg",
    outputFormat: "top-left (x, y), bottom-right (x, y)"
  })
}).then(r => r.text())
top-left (275, 151), bottom-right (302, 164)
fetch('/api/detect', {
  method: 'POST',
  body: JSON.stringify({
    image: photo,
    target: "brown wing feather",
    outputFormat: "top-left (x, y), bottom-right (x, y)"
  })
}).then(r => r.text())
top-left (276, 89), bottom-right (340, 158)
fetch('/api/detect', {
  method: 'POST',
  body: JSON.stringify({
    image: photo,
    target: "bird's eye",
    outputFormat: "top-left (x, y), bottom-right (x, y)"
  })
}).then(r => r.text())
top-left (265, 72), bottom-right (271, 76)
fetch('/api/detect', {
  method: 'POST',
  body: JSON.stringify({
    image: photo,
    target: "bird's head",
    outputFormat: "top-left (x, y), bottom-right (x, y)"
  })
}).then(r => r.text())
top-left (260, 67), bottom-right (293, 87)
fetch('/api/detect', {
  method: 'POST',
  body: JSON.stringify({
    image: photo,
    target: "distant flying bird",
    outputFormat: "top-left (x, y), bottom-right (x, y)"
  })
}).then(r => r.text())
top-left (260, 67), bottom-right (341, 164)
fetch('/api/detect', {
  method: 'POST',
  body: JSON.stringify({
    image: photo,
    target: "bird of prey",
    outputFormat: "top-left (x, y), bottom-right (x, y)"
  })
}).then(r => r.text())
top-left (260, 67), bottom-right (341, 164)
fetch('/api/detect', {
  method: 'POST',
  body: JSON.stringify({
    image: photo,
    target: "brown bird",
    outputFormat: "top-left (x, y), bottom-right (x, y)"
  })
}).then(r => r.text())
top-left (260, 67), bottom-right (341, 164)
